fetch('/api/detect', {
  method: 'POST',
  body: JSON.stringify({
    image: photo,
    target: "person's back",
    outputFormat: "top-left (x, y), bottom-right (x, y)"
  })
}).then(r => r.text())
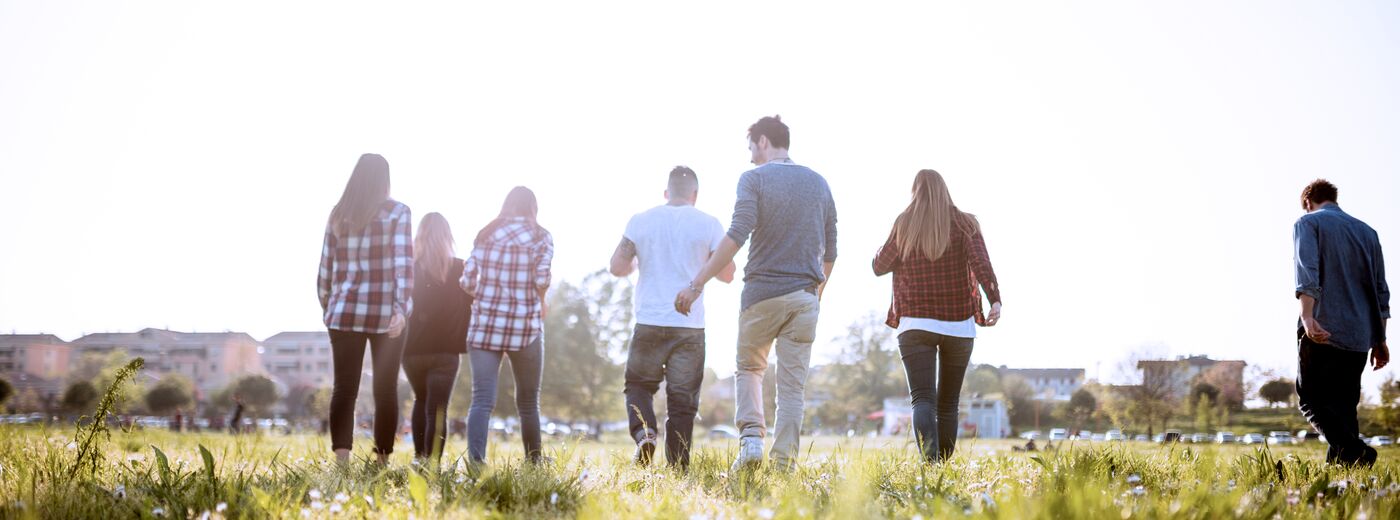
top-left (1292, 179), bottom-right (1389, 468)
top-left (629, 204), bottom-right (726, 327)
top-left (731, 160), bottom-right (838, 311)
top-left (1295, 206), bottom-right (1388, 351)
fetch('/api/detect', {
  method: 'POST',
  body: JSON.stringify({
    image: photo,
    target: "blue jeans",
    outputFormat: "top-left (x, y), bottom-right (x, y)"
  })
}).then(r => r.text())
top-left (467, 338), bottom-right (543, 463)
top-left (624, 324), bottom-right (706, 468)
top-left (898, 330), bottom-right (974, 462)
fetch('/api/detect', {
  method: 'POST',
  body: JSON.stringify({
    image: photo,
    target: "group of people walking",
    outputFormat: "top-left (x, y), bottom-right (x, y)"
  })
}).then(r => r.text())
top-left (315, 115), bottom-right (1004, 469)
top-left (314, 114), bottom-right (1389, 471)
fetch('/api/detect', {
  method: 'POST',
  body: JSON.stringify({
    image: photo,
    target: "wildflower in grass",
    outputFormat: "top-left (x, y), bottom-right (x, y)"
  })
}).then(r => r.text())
top-left (112, 484), bottom-right (126, 499)
top-left (311, 500), bottom-right (325, 510)
top-left (757, 508), bottom-right (775, 519)
top-left (1130, 486), bottom-right (1146, 497)
top-left (309, 489), bottom-right (324, 500)
top-left (300, 508), bottom-right (311, 518)
top-left (1126, 473), bottom-right (1141, 484)
top-left (550, 492), bottom-right (558, 505)
top-left (330, 503), bottom-right (343, 514)
top-left (334, 493), bottom-right (349, 503)
top-left (1287, 490), bottom-right (1301, 505)
top-left (198, 511), bottom-right (210, 520)
top-left (363, 495), bottom-right (375, 507)
top-left (66, 442), bottom-right (77, 450)
top-left (216, 502), bottom-right (228, 512)
top-left (152, 506), bottom-right (166, 516)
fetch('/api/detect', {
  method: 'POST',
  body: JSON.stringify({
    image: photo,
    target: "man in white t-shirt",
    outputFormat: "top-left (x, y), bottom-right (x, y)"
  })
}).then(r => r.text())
top-left (610, 166), bottom-right (736, 469)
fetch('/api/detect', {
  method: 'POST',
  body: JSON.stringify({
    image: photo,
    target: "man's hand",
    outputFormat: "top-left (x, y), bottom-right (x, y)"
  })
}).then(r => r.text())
top-left (1372, 342), bottom-right (1390, 371)
top-left (387, 313), bottom-right (406, 338)
top-left (985, 302), bottom-right (1002, 327)
top-left (674, 286), bottom-right (700, 316)
top-left (1302, 317), bottom-right (1331, 344)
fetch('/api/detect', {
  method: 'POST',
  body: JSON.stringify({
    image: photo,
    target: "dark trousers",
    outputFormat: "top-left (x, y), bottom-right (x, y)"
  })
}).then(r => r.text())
top-left (403, 353), bottom-right (460, 461)
top-left (1296, 328), bottom-right (1369, 463)
top-left (898, 330), bottom-right (974, 462)
top-left (624, 325), bottom-right (706, 468)
top-left (467, 338), bottom-right (544, 463)
top-left (328, 329), bottom-right (404, 455)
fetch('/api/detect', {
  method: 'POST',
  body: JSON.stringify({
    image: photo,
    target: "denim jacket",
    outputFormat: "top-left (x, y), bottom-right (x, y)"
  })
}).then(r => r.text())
top-left (1294, 204), bottom-right (1390, 352)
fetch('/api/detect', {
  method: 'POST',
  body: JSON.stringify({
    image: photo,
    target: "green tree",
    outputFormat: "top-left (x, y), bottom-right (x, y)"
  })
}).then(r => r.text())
top-left (810, 314), bottom-right (905, 434)
top-left (230, 375), bottom-right (279, 416)
top-left (0, 377), bottom-right (13, 410)
top-left (1259, 378), bottom-right (1295, 408)
top-left (962, 365), bottom-right (1003, 397)
top-left (72, 349), bottom-right (146, 413)
top-left (61, 381), bottom-right (100, 415)
top-left (1372, 375), bottom-right (1400, 436)
top-left (144, 374), bottom-right (194, 416)
top-left (540, 270), bottom-right (631, 437)
top-left (1065, 388), bottom-right (1097, 427)
top-left (1002, 375), bottom-right (1037, 428)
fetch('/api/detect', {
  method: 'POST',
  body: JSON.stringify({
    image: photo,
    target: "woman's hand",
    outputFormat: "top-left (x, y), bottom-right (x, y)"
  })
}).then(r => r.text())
top-left (985, 302), bottom-right (1002, 327)
top-left (387, 313), bottom-right (406, 338)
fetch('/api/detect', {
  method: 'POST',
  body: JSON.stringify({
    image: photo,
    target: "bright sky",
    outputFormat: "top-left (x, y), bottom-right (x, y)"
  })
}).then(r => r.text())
top-left (2, 2), bottom-right (1397, 398)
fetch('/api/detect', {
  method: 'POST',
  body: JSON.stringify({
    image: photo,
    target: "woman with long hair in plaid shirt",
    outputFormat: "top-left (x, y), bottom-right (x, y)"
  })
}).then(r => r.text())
top-left (460, 186), bottom-right (554, 464)
top-left (317, 153), bottom-right (414, 465)
top-left (873, 169), bottom-right (1002, 464)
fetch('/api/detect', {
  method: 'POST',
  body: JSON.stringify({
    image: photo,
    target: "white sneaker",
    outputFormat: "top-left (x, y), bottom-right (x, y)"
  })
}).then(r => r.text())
top-left (731, 436), bottom-right (764, 472)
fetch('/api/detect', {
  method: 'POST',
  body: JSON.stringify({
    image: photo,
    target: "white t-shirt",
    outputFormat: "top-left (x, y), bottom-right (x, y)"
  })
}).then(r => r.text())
top-left (896, 316), bottom-right (977, 339)
top-left (624, 204), bottom-right (726, 329)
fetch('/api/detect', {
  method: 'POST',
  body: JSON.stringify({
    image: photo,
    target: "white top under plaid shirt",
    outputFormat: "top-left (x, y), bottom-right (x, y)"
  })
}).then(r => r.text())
top-left (318, 200), bottom-right (415, 333)
top-left (460, 217), bottom-right (553, 351)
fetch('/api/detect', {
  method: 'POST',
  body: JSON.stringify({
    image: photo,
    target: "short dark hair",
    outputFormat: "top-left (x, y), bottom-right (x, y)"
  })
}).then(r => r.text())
top-left (1301, 179), bottom-right (1338, 209)
top-left (668, 166), bottom-right (698, 198)
top-left (747, 115), bottom-right (790, 149)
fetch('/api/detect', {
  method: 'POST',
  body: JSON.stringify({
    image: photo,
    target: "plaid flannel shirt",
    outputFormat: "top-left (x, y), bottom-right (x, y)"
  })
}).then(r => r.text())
top-left (872, 220), bottom-right (1001, 328)
top-left (461, 218), bottom-right (553, 352)
top-left (318, 200), bottom-right (414, 334)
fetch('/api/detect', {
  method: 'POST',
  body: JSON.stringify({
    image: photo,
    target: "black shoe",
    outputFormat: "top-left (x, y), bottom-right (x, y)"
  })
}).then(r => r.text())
top-left (634, 436), bottom-right (656, 466)
top-left (1358, 446), bottom-right (1378, 468)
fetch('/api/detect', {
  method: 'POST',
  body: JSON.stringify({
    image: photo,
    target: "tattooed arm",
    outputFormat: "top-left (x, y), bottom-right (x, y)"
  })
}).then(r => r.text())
top-left (610, 236), bottom-right (638, 277)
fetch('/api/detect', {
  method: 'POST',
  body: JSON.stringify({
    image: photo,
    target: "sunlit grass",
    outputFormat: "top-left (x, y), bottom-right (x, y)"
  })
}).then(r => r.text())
top-left (0, 425), bottom-right (1397, 519)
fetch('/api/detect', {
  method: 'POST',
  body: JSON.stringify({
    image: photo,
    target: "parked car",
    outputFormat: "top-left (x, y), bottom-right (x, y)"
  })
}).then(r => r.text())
top-left (1072, 430), bottom-right (1094, 441)
top-left (543, 422), bottom-right (573, 437)
top-left (1240, 433), bottom-right (1266, 445)
top-left (1105, 430), bottom-right (1126, 442)
top-left (1187, 433), bottom-right (1208, 444)
top-left (1133, 434), bottom-right (1150, 442)
top-left (1267, 431), bottom-right (1295, 445)
top-left (1160, 430), bottom-right (1183, 443)
top-left (1215, 431), bottom-right (1237, 444)
top-left (708, 425), bottom-right (739, 439)
top-left (1020, 430), bottom-right (1043, 440)
top-left (1369, 436), bottom-right (1394, 447)
top-left (1048, 428), bottom-right (1068, 441)
top-left (1296, 429), bottom-right (1321, 443)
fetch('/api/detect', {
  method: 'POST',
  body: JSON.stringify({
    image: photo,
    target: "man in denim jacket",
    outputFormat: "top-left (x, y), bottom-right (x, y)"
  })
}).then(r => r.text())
top-left (1293, 179), bottom-right (1390, 467)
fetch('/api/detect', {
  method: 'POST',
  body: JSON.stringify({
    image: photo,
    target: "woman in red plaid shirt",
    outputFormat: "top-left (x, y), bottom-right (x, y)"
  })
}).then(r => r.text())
top-left (317, 153), bottom-right (414, 465)
top-left (460, 186), bottom-right (553, 464)
top-left (873, 169), bottom-right (1002, 464)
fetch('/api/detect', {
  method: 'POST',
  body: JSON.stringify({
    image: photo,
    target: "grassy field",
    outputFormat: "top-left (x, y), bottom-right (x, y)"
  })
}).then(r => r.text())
top-left (1, 424), bottom-right (1398, 519)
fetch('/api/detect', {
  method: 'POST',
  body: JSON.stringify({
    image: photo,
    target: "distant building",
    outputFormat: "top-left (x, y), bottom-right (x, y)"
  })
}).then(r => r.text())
top-left (71, 328), bottom-right (265, 397)
top-left (880, 397), bottom-right (1009, 439)
top-left (261, 332), bottom-right (335, 389)
top-left (1138, 355), bottom-right (1247, 405)
top-left (0, 334), bottom-right (72, 398)
top-left (998, 367), bottom-right (1086, 401)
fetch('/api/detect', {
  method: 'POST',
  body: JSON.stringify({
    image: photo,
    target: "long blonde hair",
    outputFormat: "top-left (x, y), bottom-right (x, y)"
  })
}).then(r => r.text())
top-left (415, 212), bottom-right (456, 283)
top-left (891, 169), bottom-right (979, 262)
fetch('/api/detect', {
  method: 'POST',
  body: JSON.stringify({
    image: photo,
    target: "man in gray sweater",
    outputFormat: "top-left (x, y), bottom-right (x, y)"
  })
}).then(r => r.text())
top-left (675, 115), bottom-right (838, 471)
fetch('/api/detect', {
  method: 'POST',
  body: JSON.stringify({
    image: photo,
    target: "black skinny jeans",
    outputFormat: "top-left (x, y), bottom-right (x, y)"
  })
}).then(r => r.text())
top-left (898, 330), bottom-right (974, 463)
top-left (1296, 328), bottom-right (1369, 463)
top-left (403, 353), bottom-right (460, 461)
top-left (328, 329), bottom-right (404, 455)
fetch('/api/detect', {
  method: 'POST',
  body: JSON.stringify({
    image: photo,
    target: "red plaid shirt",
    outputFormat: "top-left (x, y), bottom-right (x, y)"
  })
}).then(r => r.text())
top-left (872, 219), bottom-right (1001, 328)
top-left (318, 200), bottom-right (415, 334)
top-left (460, 218), bottom-right (553, 352)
